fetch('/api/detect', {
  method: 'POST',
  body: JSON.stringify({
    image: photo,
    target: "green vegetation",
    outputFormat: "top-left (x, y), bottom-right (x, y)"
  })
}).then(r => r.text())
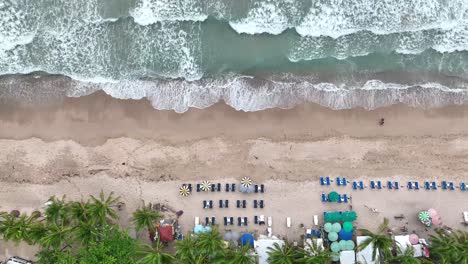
top-left (357, 217), bottom-right (394, 261)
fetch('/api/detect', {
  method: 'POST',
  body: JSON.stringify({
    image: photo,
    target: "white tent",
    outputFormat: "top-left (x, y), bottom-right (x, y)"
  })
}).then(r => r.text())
top-left (254, 236), bottom-right (285, 264)
top-left (340, 250), bottom-right (356, 264)
top-left (394, 235), bottom-right (423, 257)
top-left (357, 236), bottom-right (379, 264)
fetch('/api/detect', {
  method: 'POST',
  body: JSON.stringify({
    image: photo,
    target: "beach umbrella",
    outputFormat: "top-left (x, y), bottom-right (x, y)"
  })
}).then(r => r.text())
top-left (338, 229), bottom-right (353, 240)
top-left (331, 253), bottom-right (340, 262)
top-left (419, 211), bottom-right (430, 223)
top-left (239, 184), bottom-right (255, 193)
top-left (428, 208), bottom-right (438, 218)
top-left (204, 226), bottom-right (212, 233)
top-left (194, 225), bottom-right (204, 234)
top-left (328, 232), bottom-right (338, 242)
top-left (241, 177), bottom-right (252, 187)
top-left (223, 232), bottom-right (233, 241)
top-left (231, 231), bottom-right (240, 241)
top-left (431, 216), bottom-right (442, 226)
top-left (343, 222), bottom-right (353, 232)
top-left (179, 185), bottom-right (190, 196)
top-left (330, 242), bottom-right (340, 252)
top-left (328, 191), bottom-right (339, 202)
top-left (342, 211), bottom-right (357, 222)
top-left (332, 223), bottom-right (342, 232)
top-left (240, 233), bottom-right (254, 247)
top-left (346, 240), bottom-right (355, 250)
top-left (201, 181), bottom-right (211, 192)
top-left (338, 240), bottom-right (347, 250)
top-left (324, 223), bottom-right (333, 233)
top-left (409, 234), bottom-right (419, 245)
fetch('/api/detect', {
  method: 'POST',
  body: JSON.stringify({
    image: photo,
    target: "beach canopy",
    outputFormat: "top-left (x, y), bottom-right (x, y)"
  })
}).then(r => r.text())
top-left (409, 234), bottom-right (419, 245)
top-left (201, 181), bottom-right (211, 192)
top-left (179, 185), bottom-right (190, 196)
top-left (328, 191), bottom-right (339, 202)
top-left (339, 229), bottom-right (353, 240)
top-left (343, 222), bottom-right (353, 232)
top-left (328, 232), bottom-right (338, 242)
top-left (330, 242), bottom-right (341, 252)
top-left (240, 233), bottom-right (254, 246)
top-left (341, 211), bottom-right (357, 222)
top-left (241, 177), bottom-right (253, 187)
top-left (332, 223), bottom-right (342, 232)
top-left (324, 212), bottom-right (341, 222)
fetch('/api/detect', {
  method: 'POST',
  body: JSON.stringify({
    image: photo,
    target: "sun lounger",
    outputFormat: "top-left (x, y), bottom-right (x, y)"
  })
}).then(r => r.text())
top-left (424, 181), bottom-right (430, 190)
top-left (242, 200), bottom-right (246, 208)
top-left (286, 217), bottom-right (291, 228)
top-left (231, 183), bottom-right (236, 192)
top-left (324, 176), bottom-right (329, 185)
top-left (219, 200), bottom-right (223, 208)
top-left (254, 200), bottom-right (258, 208)
top-left (337, 194), bottom-right (342, 203)
top-left (244, 217), bottom-right (248, 226)
top-left (336, 177), bottom-right (341, 186)
top-left (255, 185), bottom-right (259, 193)
top-left (237, 200), bottom-right (240, 208)
top-left (343, 194), bottom-right (348, 203)
top-left (195, 217), bottom-right (199, 226)
top-left (377, 181), bottom-right (382, 189)
top-left (211, 184), bottom-right (215, 192)
top-left (449, 182), bottom-right (454, 190)
top-left (464, 212), bottom-right (468, 222)
top-left (431, 181), bottom-right (437, 190)
top-left (254, 215), bottom-right (258, 224)
top-left (203, 200), bottom-right (207, 208)
top-left (224, 217), bottom-right (228, 226)
top-left (414, 182), bottom-right (419, 190)
top-left (225, 200), bottom-right (229, 208)
top-left (267, 227), bottom-right (272, 237)
top-left (321, 193), bottom-right (327, 202)
top-left (387, 181), bottom-right (393, 189)
top-left (260, 184), bottom-right (265, 193)
top-left (205, 217), bottom-right (209, 225)
top-left (237, 217), bottom-right (241, 226)
top-left (260, 200), bottom-right (264, 208)
top-left (212, 217), bottom-right (216, 225)
top-left (342, 177), bottom-right (347, 186)
top-left (217, 183), bottom-right (221, 191)
top-left (314, 215), bottom-right (318, 225)
top-left (188, 184), bottom-right (192, 192)
top-left (359, 181), bottom-right (364, 189)
top-left (407, 182), bottom-right (413, 190)
top-left (442, 181), bottom-right (447, 190)
top-left (461, 183), bottom-right (467, 191)
top-left (394, 182), bottom-right (399, 189)
top-left (230, 217), bottom-right (234, 225)
top-left (225, 183), bottom-right (230, 192)
top-left (371, 181), bottom-right (375, 189)
top-left (352, 182), bottom-right (357, 190)
top-left (197, 184), bottom-right (201, 192)
top-left (210, 200), bottom-right (213, 209)
top-left (268, 216), bottom-right (272, 227)
top-left (259, 215), bottom-right (265, 225)
top-left (320, 177), bottom-right (325, 186)
top-left (306, 229), bottom-right (311, 238)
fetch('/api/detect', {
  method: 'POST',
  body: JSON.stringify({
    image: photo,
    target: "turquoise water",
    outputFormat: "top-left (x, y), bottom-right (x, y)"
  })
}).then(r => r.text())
top-left (1, 0), bottom-right (468, 111)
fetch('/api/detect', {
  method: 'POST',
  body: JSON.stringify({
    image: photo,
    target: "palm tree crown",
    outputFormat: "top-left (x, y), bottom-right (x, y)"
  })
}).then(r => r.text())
top-left (357, 217), bottom-right (394, 261)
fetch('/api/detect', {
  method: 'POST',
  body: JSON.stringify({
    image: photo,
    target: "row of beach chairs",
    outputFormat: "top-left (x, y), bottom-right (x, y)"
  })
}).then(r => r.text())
top-left (222, 217), bottom-right (249, 226)
top-left (320, 178), bottom-right (467, 191)
top-left (194, 183), bottom-right (266, 193)
top-left (205, 200), bottom-right (265, 209)
top-left (321, 193), bottom-right (349, 203)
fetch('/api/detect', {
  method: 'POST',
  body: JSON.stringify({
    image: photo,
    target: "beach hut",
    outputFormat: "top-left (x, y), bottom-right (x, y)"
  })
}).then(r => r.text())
top-left (240, 233), bottom-right (255, 247)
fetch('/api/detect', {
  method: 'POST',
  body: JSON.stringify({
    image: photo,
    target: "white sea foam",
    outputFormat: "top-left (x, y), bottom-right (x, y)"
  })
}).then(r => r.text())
top-left (130, 0), bottom-right (208, 25)
top-left (229, 2), bottom-right (289, 35)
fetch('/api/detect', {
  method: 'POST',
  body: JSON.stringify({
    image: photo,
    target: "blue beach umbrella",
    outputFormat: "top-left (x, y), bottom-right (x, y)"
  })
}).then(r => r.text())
top-left (338, 229), bottom-right (353, 240)
top-left (240, 233), bottom-right (254, 246)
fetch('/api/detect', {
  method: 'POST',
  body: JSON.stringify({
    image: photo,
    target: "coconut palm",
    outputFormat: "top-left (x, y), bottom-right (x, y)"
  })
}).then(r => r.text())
top-left (357, 217), bottom-right (394, 261)
top-left (226, 244), bottom-right (256, 264)
top-left (195, 228), bottom-right (225, 261)
top-left (44, 195), bottom-right (70, 225)
top-left (137, 241), bottom-right (175, 264)
top-left (267, 242), bottom-right (299, 264)
top-left (87, 190), bottom-right (120, 227)
top-left (175, 234), bottom-right (197, 262)
top-left (73, 220), bottom-right (101, 247)
top-left (297, 240), bottom-right (332, 264)
top-left (132, 202), bottom-right (162, 234)
top-left (68, 201), bottom-right (91, 223)
top-left (0, 213), bottom-right (41, 244)
top-left (429, 230), bottom-right (468, 264)
top-left (40, 223), bottom-right (73, 249)
top-left (387, 246), bottom-right (422, 264)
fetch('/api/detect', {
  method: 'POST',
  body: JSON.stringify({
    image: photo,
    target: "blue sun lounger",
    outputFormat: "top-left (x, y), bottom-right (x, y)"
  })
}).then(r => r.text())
top-left (414, 182), bottom-right (419, 190)
top-left (217, 183), bottom-right (221, 191)
top-left (336, 177), bottom-right (341, 186)
top-left (232, 183), bottom-right (236, 192)
top-left (424, 181), bottom-right (430, 190)
top-left (343, 194), bottom-right (348, 203)
top-left (197, 184), bottom-right (201, 192)
top-left (442, 181), bottom-right (447, 190)
top-left (326, 177), bottom-right (331, 185)
top-left (342, 178), bottom-right (347, 186)
top-left (387, 181), bottom-right (393, 189)
top-left (236, 200), bottom-right (241, 208)
top-left (242, 200), bottom-right (246, 208)
top-left (431, 182), bottom-right (437, 190)
top-left (320, 177), bottom-right (325, 186)
top-left (255, 185), bottom-right (259, 193)
top-left (337, 194), bottom-right (342, 203)
top-left (407, 182), bottom-right (413, 190)
top-left (321, 194), bottom-right (327, 202)
top-left (377, 181), bottom-right (382, 189)
top-left (394, 182), bottom-right (399, 189)
top-left (461, 183), bottom-right (467, 191)
top-left (449, 182), bottom-right (454, 190)
top-left (219, 200), bottom-right (223, 208)
top-left (244, 217), bottom-right (248, 226)
top-left (359, 181), bottom-right (364, 189)
top-left (230, 217), bottom-right (234, 225)
top-left (224, 217), bottom-right (228, 226)
top-left (260, 184), bottom-right (265, 193)
top-left (352, 182), bottom-right (358, 190)
top-left (370, 181), bottom-right (375, 189)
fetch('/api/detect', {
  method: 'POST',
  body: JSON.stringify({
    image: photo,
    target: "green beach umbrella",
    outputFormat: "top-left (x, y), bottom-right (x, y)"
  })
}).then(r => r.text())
top-left (343, 222), bottom-right (353, 232)
top-left (328, 232), bottom-right (338, 242)
top-left (332, 223), bottom-right (342, 232)
top-left (346, 240), bottom-right (355, 250)
top-left (331, 253), bottom-right (340, 262)
top-left (324, 212), bottom-right (341, 222)
top-left (342, 211), bottom-right (357, 222)
top-left (338, 240), bottom-right (347, 250)
top-left (328, 191), bottom-right (339, 202)
top-left (324, 222), bottom-right (332, 233)
top-left (419, 211), bottom-right (430, 222)
top-left (330, 242), bottom-right (341, 252)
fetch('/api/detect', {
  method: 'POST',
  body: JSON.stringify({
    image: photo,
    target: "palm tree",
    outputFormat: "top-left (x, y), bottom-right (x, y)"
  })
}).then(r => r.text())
top-left (68, 200), bottom-right (91, 223)
top-left (387, 246), bottom-right (422, 264)
top-left (429, 230), bottom-right (468, 264)
top-left (267, 242), bottom-right (298, 264)
top-left (175, 234), bottom-right (197, 262)
top-left (195, 228), bottom-right (226, 261)
top-left (87, 190), bottom-right (120, 227)
top-left (297, 240), bottom-right (332, 264)
top-left (357, 218), bottom-right (394, 262)
top-left (40, 223), bottom-right (73, 249)
top-left (132, 202), bottom-right (162, 234)
top-left (137, 241), bottom-right (176, 264)
top-left (226, 244), bottom-right (256, 264)
top-left (44, 195), bottom-right (70, 225)
top-left (73, 220), bottom-right (101, 247)
top-left (0, 213), bottom-right (41, 245)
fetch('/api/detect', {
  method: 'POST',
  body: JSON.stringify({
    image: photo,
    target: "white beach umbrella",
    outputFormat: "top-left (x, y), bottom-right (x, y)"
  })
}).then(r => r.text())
top-left (179, 185), bottom-right (190, 196)
top-left (241, 177), bottom-right (252, 187)
top-left (201, 181), bottom-right (211, 192)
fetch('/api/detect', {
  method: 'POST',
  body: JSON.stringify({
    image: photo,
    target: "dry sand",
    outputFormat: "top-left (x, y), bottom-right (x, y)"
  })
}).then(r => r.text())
top-left (0, 91), bottom-right (468, 260)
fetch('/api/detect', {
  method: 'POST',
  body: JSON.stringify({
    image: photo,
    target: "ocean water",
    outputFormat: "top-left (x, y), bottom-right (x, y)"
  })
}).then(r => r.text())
top-left (1, 0), bottom-right (468, 112)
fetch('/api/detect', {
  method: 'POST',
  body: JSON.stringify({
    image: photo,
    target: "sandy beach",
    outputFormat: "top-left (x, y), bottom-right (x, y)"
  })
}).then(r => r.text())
top-left (0, 91), bottom-right (468, 260)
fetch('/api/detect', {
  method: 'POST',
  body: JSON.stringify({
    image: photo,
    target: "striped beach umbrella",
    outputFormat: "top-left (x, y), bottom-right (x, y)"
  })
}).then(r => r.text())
top-left (179, 185), bottom-right (190, 196)
top-left (201, 181), bottom-right (211, 192)
top-left (419, 211), bottom-right (430, 223)
top-left (241, 177), bottom-right (253, 187)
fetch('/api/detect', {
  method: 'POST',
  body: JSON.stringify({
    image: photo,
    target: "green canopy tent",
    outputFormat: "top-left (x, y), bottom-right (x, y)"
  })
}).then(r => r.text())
top-left (343, 222), bottom-right (353, 232)
top-left (328, 191), bottom-right (340, 202)
top-left (324, 222), bottom-right (333, 233)
top-left (328, 232), bottom-right (338, 242)
top-left (324, 212), bottom-right (341, 222)
top-left (341, 211), bottom-right (357, 222)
